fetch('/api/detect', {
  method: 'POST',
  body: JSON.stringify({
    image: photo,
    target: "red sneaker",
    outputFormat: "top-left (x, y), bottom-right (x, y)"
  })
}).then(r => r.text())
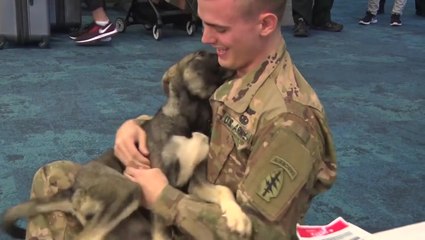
top-left (75, 22), bottom-right (118, 45)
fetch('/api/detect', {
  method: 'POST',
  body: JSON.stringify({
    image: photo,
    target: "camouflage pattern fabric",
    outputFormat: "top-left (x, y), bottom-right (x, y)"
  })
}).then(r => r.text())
top-left (26, 160), bottom-right (82, 240)
top-left (153, 39), bottom-right (337, 240)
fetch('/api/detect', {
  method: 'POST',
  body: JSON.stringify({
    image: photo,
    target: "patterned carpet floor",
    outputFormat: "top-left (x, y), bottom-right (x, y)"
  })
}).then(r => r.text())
top-left (0, 1), bottom-right (424, 238)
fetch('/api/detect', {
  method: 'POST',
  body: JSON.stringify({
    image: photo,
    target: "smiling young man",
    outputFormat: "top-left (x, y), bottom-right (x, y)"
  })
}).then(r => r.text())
top-left (25, 0), bottom-right (337, 239)
top-left (118, 0), bottom-right (337, 239)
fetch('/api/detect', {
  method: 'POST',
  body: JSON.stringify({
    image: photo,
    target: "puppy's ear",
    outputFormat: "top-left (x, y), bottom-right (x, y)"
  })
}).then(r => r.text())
top-left (162, 63), bottom-right (179, 96)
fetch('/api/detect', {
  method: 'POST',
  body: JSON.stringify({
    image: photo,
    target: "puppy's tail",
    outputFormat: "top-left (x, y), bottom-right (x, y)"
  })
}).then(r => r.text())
top-left (1, 191), bottom-right (74, 239)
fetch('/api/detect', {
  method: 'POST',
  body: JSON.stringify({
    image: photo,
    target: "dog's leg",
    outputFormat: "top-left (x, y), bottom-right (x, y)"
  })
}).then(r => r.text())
top-left (1, 195), bottom-right (75, 239)
top-left (151, 214), bottom-right (171, 240)
top-left (75, 196), bottom-right (140, 240)
top-left (189, 168), bottom-right (252, 237)
top-left (72, 173), bottom-right (142, 240)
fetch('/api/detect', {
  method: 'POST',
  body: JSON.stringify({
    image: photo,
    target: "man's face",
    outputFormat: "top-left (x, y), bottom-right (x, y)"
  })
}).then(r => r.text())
top-left (198, 0), bottom-right (262, 76)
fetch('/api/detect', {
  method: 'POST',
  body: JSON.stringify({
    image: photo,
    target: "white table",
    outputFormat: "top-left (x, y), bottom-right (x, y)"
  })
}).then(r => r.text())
top-left (373, 221), bottom-right (425, 240)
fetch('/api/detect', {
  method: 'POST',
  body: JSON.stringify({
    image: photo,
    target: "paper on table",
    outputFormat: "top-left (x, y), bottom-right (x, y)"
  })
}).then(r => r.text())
top-left (297, 217), bottom-right (377, 240)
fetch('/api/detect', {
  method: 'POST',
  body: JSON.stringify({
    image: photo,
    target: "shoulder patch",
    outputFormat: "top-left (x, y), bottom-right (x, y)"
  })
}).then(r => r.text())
top-left (256, 156), bottom-right (297, 202)
top-left (241, 128), bottom-right (314, 221)
top-left (271, 156), bottom-right (297, 180)
top-left (256, 168), bottom-right (284, 202)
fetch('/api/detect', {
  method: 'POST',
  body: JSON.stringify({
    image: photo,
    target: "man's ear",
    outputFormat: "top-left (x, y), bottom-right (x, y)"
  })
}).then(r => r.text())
top-left (258, 13), bottom-right (278, 36)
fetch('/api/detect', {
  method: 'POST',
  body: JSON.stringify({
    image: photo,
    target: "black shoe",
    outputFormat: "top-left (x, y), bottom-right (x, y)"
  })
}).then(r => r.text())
top-left (293, 18), bottom-right (309, 37)
top-left (359, 11), bottom-right (378, 25)
top-left (69, 22), bottom-right (96, 40)
top-left (312, 21), bottom-right (344, 32)
top-left (390, 13), bottom-right (402, 26)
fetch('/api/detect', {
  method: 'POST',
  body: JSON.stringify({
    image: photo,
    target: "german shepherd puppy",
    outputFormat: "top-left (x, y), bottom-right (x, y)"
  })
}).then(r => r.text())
top-left (1, 51), bottom-right (252, 240)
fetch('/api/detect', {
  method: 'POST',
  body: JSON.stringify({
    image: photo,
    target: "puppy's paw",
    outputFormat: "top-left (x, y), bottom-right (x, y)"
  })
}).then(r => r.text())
top-left (189, 132), bottom-right (209, 164)
top-left (221, 201), bottom-right (252, 237)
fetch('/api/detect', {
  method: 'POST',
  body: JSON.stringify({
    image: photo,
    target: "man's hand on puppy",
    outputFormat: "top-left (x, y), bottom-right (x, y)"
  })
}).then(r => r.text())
top-left (125, 167), bottom-right (169, 209)
top-left (116, 119), bottom-right (168, 208)
top-left (114, 119), bottom-right (150, 168)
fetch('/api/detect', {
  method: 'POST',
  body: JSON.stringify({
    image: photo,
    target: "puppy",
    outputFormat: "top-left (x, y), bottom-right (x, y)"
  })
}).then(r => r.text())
top-left (1, 51), bottom-right (251, 240)
top-left (1, 160), bottom-right (146, 240)
top-left (141, 50), bottom-right (233, 187)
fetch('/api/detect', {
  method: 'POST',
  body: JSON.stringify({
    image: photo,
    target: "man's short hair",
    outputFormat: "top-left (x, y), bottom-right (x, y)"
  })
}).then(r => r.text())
top-left (239, 0), bottom-right (287, 22)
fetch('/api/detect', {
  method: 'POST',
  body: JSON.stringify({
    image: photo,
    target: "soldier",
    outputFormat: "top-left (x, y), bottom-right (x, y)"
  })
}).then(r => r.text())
top-left (119, 0), bottom-right (337, 239)
top-left (26, 0), bottom-right (337, 239)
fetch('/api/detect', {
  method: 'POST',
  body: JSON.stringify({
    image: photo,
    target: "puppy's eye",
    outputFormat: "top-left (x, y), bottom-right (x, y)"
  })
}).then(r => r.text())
top-left (85, 213), bottom-right (95, 221)
top-left (197, 51), bottom-right (206, 57)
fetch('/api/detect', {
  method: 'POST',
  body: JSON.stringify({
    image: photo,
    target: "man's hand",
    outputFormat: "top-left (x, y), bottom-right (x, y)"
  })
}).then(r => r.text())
top-left (124, 167), bottom-right (169, 208)
top-left (114, 119), bottom-right (150, 168)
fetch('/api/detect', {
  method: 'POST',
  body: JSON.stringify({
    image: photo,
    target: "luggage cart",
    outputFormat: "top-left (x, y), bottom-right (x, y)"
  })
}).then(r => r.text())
top-left (115, 0), bottom-right (198, 40)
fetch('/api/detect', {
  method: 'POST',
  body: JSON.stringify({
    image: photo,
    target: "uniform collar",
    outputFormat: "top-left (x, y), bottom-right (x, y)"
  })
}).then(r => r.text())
top-left (211, 40), bottom-right (287, 113)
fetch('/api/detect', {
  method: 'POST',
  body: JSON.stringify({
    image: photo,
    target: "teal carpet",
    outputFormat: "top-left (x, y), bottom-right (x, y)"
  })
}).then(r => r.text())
top-left (0, 1), bottom-right (424, 238)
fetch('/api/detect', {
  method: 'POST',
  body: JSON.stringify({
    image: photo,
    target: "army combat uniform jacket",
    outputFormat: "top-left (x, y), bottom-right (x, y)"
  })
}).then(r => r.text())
top-left (152, 40), bottom-right (337, 240)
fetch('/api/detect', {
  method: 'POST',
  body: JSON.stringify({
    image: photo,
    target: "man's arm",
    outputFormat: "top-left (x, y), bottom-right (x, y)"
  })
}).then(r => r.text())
top-left (151, 114), bottom-right (333, 239)
top-left (152, 186), bottom-right (289, 240)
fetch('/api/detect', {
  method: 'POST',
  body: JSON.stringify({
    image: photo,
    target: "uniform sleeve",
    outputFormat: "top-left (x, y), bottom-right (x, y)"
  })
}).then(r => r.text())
top-left (240, 120), bottom-right (317, 225)
top-left (238, 112), bottom-right (336, 235)
top-left (152, 185), bottom-right (289, 240)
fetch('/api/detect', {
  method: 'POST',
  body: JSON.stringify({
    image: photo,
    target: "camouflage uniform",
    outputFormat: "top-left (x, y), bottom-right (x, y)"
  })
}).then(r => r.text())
top-left (26, 160), bottom-right (82, 240)
top-left (26, 40), bottom-right (336, 240)
top-left (152, 39), bottom-right (337, 240)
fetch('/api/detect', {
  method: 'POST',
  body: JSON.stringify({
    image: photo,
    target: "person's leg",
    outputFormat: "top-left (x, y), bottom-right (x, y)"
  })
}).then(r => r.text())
top-left (292, 0), bottom-right (314, 24)
top-left (378, 0), bottom-right (386, 14)
top-left (416, 0), bottom-right (420, 14)
top-left (392, 0), bottom-right (407, 14)
top-left (312, 0), bottom-right (334, 26)
top-left (311, 0), bottom-right (343, 31)
top-left (417, 0), bottom-right (425, 16)
top-left (69, 0), bottom-right (107, 40)
top-left (390, 0), bottom-right (407, 26)
top-left (73, 0), bottom-right (118, 44)
top-left (92, 6), bottom-right (109, 23)
top-left (367, 0), bottom-right (381, 15)
top-left (26, 160), bottom-right (82, 240)
top-left (359, 0), bottom-right (380, 25)
top-left (292, 0), bottom-right (313, 37)
top-left (85, 0), bottom-right (106, 12)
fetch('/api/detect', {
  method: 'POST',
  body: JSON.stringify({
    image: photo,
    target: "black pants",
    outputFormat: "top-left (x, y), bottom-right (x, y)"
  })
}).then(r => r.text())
top-left (417, 0), bottom-right (425, 15)
top-left (85, 0), bottom-right (105, 11)
top-left (292, 0), bottom-right (335, 26)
